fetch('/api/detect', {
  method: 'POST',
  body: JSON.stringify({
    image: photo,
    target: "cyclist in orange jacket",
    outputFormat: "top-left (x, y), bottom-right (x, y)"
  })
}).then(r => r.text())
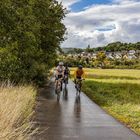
top-left (74, 65), bottom-right (85, 85)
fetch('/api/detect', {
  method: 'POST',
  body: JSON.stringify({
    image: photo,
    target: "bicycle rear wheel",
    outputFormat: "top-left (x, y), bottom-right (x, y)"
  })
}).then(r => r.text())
top-left (57, 92), bottom-right (60, 102)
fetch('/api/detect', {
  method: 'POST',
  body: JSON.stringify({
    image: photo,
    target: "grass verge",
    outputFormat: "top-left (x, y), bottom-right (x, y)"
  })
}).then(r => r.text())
top-left (0, 83), bottom-right (36, 140)
top-left (82, 79), bottom-right (140, 135)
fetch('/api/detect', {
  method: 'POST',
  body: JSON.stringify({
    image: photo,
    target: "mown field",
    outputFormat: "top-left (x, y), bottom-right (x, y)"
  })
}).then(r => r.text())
top-left (0, 84), bottom-right (36, 140)
top-left (71, 68), bottom-right (140, 135)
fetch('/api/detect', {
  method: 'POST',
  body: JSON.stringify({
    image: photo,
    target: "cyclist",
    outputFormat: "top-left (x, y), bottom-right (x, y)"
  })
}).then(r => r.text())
top-left (64, 64), bottom-right (70, 84)
top-left (74, 65), bottom-right (85, 87)
top-left (55, 62), bottom-right (65, 91)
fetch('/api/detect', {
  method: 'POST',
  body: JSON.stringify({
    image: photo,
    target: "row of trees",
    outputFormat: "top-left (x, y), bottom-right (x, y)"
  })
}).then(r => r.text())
top-left (0, 0), bottom-right (66, 85)
top-left (89, 42), bottom-right (140, 52)
top-left (63, 42), bottom-right (140, 54)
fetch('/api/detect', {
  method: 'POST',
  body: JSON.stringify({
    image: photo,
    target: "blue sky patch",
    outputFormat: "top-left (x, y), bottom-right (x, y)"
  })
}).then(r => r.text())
top-left (70, 0), bottom-right (112, 12)
top-left (96, 24), bottom-right (116, 32)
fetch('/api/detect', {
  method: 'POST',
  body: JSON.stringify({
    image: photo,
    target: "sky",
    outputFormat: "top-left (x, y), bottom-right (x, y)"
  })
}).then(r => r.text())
top-left (58, 0), bottom-right (140, 48)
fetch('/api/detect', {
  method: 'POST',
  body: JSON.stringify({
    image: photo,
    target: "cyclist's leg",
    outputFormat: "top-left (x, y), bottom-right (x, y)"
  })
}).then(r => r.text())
top-left (74, 78), bottom-right (77, 88)
top-left (55, 76), bottom-right (58, 89)
top-left (58, 75), bottom-right (63, 91)
top-left (66, 74), bottom-right (69, 84)
top-left (64, 75), bottom-right (67, 88)
top-left (77, 77), bottom-right (82, 93)
top-left (55, 80), bottom-right (58, 94)
top-left (66, 73), bottom-right (69, 84)
top-left (55, 75), bottom-right (61, 93)
top-left (75, 77), bottom-right (80, 90)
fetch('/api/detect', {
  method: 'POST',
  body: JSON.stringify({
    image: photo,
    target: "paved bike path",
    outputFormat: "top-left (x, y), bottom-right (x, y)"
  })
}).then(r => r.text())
top-left (32, 80), bottom-right (140, 140)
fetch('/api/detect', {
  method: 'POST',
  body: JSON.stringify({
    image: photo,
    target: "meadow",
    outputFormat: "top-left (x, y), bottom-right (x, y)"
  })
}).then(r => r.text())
top-left (0, 83), bottom-right (36, 140)
top-left (71, 68), bottom-right (140, 135)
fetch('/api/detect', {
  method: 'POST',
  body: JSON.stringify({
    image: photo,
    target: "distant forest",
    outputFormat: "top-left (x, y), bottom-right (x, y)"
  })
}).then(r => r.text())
top-left (62, 42), bottom-right (140, 54)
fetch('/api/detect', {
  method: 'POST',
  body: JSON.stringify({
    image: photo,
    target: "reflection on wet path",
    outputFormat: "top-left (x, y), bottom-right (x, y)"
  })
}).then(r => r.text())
top-left (32, 80), bottom-right (140, 140)
top-left (62, 87), bottom-right (68, 101)
top-left (74, 96), bottom-right (81, 119)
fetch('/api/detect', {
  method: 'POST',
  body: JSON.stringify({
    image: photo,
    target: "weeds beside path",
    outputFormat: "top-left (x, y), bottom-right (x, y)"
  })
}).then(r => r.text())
top-left (0, 84), bottom-right (36, 140)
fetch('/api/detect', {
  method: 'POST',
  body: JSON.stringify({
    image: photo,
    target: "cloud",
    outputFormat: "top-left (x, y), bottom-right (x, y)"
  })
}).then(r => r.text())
top-left (57, 0), bottom-right (81, 9)
top-left (60, 0), bottom-right (140, 48)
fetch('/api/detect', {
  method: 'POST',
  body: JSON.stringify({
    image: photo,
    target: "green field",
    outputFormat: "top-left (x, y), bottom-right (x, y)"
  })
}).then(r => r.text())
top-left (71, 68), bottom-right (140, 135)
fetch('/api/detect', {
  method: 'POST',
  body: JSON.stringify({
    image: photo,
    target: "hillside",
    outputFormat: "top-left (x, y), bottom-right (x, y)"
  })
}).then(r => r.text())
top-left (62, 42), bottom-right (140, 54)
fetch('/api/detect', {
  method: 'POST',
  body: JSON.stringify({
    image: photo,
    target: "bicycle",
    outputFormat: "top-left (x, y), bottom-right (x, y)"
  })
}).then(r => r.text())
top-left (75, 79), bottom-right (84, 96)
top-left (63, 74), bottom-right (68, 88)
top-left (55, 78), bottom-right (63, 102)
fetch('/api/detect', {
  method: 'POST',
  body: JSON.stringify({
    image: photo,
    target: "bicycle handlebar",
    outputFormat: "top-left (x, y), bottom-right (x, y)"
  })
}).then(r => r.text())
top-left (77, 78), bottom-right (85, 81)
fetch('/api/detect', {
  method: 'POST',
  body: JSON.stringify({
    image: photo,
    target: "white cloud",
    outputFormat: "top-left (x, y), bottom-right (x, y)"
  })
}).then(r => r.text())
top-left (57, 0), bottom-right (81, 9)
top-left (60, 0), bottom-right (140, 48)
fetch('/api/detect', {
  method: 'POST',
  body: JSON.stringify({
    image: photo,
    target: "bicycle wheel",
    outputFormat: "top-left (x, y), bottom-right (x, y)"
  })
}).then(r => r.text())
top-left (57, 91), bottom-right (60, 102)
top-left (64, 82), bottom-right (67, 88)
top-left (76, 84), bottom-right (79, 96)
top-left (60, 81), bottom-right (63, 91)
top-left (56, 81), bottom-right (61, 101)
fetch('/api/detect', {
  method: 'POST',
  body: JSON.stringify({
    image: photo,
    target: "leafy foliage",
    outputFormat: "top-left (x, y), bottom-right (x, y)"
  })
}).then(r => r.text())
top-left (0, 0), bottom-right (66, 84)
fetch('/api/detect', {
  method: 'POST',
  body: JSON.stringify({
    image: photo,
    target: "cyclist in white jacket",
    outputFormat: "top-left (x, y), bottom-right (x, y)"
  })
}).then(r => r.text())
top-left (55, 62), bottom-right (65, 91)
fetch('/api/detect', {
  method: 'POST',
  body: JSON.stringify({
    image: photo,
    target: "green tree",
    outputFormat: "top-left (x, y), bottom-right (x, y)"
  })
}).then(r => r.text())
top-left (0, 0), bottom-right (66, 84)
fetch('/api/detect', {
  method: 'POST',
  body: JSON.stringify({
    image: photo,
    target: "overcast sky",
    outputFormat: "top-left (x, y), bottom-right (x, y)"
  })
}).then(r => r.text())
top-left (58, 0), bottom-right (140, 48)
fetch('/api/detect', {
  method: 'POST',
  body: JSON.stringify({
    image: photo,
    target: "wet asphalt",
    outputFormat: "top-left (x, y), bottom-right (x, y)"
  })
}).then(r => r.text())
top-left (32, 80), bottom-right (140, 140)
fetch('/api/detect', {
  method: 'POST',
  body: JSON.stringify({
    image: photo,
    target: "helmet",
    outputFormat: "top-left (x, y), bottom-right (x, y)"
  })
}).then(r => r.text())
top-left (78, 65), bottom-right (83, 69)
top-left (59, 62), bottom-right (64, 66)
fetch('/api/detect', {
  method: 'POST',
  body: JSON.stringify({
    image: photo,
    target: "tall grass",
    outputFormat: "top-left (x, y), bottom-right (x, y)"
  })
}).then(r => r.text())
top-left (0, 83), bottom-right (36, 140)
